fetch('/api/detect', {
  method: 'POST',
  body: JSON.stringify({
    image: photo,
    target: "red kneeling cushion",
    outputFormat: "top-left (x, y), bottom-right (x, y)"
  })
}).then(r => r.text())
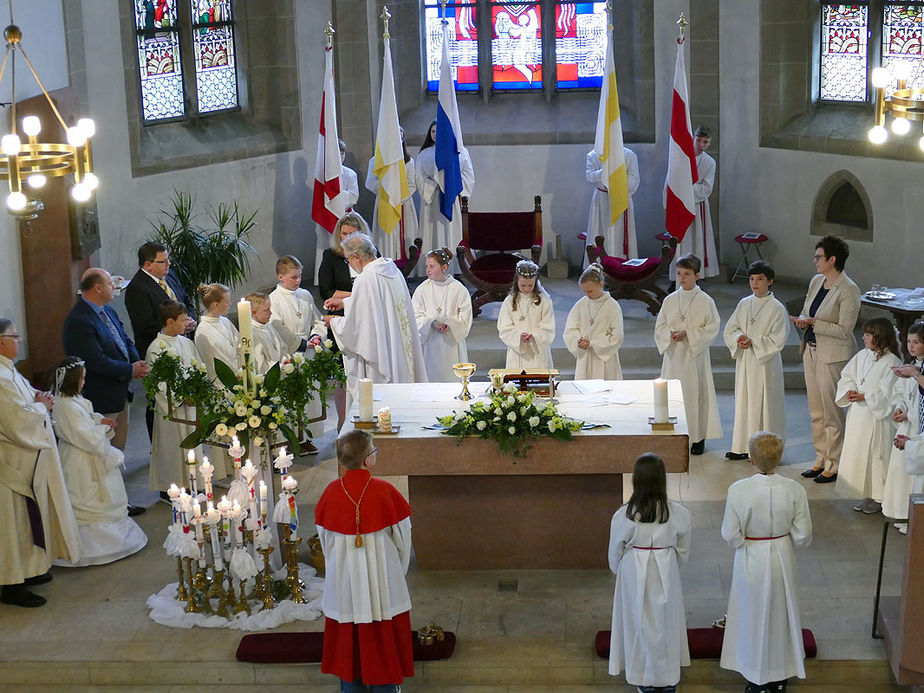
top-left (236, 630), bottom-right (457, 664)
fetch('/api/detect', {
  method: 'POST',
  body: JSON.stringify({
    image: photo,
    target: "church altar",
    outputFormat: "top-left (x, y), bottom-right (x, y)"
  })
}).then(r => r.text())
top-left (353, 379), bottom-right (689, 569)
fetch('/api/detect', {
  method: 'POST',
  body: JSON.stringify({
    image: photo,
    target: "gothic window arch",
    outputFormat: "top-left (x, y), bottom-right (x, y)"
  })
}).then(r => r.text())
top-left (811, 170), bottom-right (874, 242)
top-left (423, 1), bottom-right (608, 93)
top-left (134, 0), bottom-right (240, 124)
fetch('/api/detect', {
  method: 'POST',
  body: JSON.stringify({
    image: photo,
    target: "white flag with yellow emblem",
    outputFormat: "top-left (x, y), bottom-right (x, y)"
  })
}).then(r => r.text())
top-left (593, 24), bottom-right (628, 226)
top-left (372, 37), bottom-right (409, 236)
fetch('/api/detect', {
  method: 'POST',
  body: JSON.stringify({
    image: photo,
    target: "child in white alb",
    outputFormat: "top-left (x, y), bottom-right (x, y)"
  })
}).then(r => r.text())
top-left (564, 262), bottom-right (623, 380)
top-left (497, 260), bottom-right (555, 370)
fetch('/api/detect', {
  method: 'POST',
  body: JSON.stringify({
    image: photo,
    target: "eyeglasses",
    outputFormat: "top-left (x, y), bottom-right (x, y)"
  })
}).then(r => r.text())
top-left (0, 333), bottom-right (22, 340)
top-left (151, 258), bottom-right (170, 265)
top-left (813, 254), bottom-right (826, 261)
top-left (365, 447), bottom-right (378, 461)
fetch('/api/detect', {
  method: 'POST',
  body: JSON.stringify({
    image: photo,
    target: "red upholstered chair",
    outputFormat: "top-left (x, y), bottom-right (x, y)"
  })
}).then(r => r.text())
top-left (393, 238), bottom-right (423, 281)
top-left (587, 234), bottom-right (678, 316)
top-left (457, 195), bottom-right (543, 316)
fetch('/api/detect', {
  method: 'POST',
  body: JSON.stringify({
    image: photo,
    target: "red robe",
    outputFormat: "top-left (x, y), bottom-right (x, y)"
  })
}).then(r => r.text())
top-left (315, 469), bottom-right (414, 685)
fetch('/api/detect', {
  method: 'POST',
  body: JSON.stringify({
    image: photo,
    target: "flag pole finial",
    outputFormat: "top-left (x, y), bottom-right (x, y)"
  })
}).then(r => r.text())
top-left (440, 0), bottom-right (448, 25)
top-left (605, 0), bottom-right (613, 29)
top-left (325, 21), bottom-right (335, 48)
top-left (677, 13), bottom-right (687, 42)
top-left (381, 6), bottom-right (391, 40)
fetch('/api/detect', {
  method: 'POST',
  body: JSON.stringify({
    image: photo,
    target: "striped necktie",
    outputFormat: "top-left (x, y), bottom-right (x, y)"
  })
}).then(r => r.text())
top-left (99, 308), bottom-right (129, 360)
top-left (159, 278), bottom-right (176, 301)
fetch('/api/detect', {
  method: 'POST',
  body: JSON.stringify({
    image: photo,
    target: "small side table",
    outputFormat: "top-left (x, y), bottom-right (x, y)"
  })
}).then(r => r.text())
top-left (728, 233), bottom-right (768, 284)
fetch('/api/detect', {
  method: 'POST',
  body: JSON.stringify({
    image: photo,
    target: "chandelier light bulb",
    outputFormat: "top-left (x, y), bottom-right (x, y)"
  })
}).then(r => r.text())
top-left (21, 116), bottom-right (41, 137)
top-left (1, 134), bottom-right (21, 155)
top-left (26, 173), bottom-right (46, 189)
top-left (918, 135), bottom-right (924, 152)
top-left (871, 67), bottom-right (892, 89)
top-left (71, 182), bottom-right (91, 202)
top-left (77, 118), bottom-right (96, 139)
top-left (66, 126), bottom-right (86, 147)
top-left (6, 191), bottom-right (27, 211)
top-left (894, 61), bottom-right (912, 82)
top-left (868, 125), bottom-right (888, 144)
top-left (892, 117), bottom-right (912, 135)
top-left (83, 172), bottom-right (99, 190)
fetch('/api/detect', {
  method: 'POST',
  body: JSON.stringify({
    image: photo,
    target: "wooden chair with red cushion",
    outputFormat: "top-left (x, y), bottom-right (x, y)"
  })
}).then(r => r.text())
top-left (457, 195), bottom-right (543, 316)
top-left (393, 237), bottom-right (424, 281)
top-left (586, 234), bottom-right (678, 316)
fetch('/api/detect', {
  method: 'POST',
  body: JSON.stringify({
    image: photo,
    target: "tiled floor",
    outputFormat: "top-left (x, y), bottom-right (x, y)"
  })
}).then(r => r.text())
top-left (2, 275), bottom-right (914, 690)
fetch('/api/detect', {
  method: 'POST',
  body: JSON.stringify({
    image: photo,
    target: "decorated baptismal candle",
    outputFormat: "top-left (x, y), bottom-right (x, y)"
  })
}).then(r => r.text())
top-left (273, 446), bottom-right (294, 475)
top-left (186, 449), bottom-right (199, 495)
top-left (378, 406), bottom-right (392, 432)
top-left (240, 459), bottom-right (258, 528)
top-left (199, 457), bottom-right (215, 501)
top-left (205, 502), bottom-right (223, 571)
top-left (167, 483), bottom-right (181, 527)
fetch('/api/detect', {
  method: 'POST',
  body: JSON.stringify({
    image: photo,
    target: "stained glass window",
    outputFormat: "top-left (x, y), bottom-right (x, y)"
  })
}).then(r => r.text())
top-left (491, 2), bottom-right (542, 89)
top-left (190, 0), bottom-right (239, 114)
top-left (555, 2), bottom-right (607, 89)
top-left (135, 0), bottom-right (186, 122)
top-left (424, 3), bottom-right (479, 92)
top-left (882, 4), bottom-right (924, 92)
top-left (819, 3), bottom-right (869, 101)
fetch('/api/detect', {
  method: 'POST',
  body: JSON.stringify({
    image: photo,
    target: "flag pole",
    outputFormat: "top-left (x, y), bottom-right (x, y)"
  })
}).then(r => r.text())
top-left (325, 20), bottom-right (334, 48)
top-left (677, 12), bottom-right (687, 43)
top-left (381, 5), bottom-right (391, 39)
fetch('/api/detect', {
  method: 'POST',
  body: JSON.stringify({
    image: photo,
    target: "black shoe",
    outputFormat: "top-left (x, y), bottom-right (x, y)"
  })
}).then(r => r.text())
top-left (800, 467), bottom-right (824, 478)
top-left (159, 491), bottom-right (172, 505)
top-left (23, 572), bottom-right (52, 587)
top-left (127, 504), bottom-right (146, 517)
top-left (725, 452), bottom-right (749, 461)
top-left (300, 439), bottom-right (319, 455)
top-left (690, 440), bottom-right (705, 455)
top-left (1, 584), bottom-right (46, 608)
top-left (814, 472), bottom-right (837, 484)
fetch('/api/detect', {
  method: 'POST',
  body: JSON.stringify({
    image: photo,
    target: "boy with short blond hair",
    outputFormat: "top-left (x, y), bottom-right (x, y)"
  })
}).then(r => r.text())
top-left (654, 253), bottom-right (722, 455)
top-left (720, 432), bottom-right (812, 693)
top-left (315, 429), bottom-right (414, 692)
top-left (269, 255), bottom-right (323, 342)
top-left (723, 261), bottom-right (789, 460)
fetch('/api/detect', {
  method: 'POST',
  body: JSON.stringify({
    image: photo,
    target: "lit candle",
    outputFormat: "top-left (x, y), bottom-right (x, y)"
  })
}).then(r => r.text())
top-left (167, 483), bottom-right (181, 526)
top-left (259, 480), bottom-right (268, 512)
top-left (359, 378), bottom-right (374, 422)
top-left (282, 474), bottom-right (299, 492)
top-left (229, 435), bottom-right (244, 462)
top-left (186, 449), bottom-right (198, 495)
top-left (237, 298), bottom-right (253, 351)
top-left (273, 446), bottom-right (294, 474)
top-left (217, 495), bottom-right (233, 551)
top-left (205, 504), bottom-right (223, 571)
top-left (653, 378), bottom-right (669, 423)
top-left (199, 457), bottom-right (214, 502)
top-left (241, 459), bottom-right (258, 528)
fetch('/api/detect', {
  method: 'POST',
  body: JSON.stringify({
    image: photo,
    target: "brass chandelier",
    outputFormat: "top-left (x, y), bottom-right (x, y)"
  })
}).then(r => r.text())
top-left (0, 23), bottom-right (97, 218)
top-left (868, 63), bottom-right (924, 148)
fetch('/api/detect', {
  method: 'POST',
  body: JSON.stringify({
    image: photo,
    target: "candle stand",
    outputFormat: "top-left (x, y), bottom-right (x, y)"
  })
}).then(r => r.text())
top-left (281, 524), bottom-right (306, 603)
top-left (257, 546), bottom-right (276, 611)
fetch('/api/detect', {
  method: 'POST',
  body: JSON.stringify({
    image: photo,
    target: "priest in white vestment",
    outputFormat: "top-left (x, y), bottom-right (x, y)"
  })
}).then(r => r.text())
top-left (497, 260), bottom-right (556, 370)
top-left (415, 122), bottom-right (475, 276)
top-left (585, 147), bottom-right (640, 259)
top-left (834, 319), bottom-right (901, 509)
top-left (327, 233), bottom-right (427, 417)
top-left (51, 357), bottom-right (147, 567)
top-left (722, 265), bottom-right (789, 457)
top-left (721, 432), bottom-right (812, 689)
top-left (0, 320), bottom-right (80, 607)
top-left (670, 128), bottom-right (719, 280)
top-left (654, 255), bottom-right (722, 453)
top-left (145, 304), bottom-right (208, 492)
top-left (564, 264), bottom-right (623, 380)
top-left (412, 248), bottom-right (472, 382)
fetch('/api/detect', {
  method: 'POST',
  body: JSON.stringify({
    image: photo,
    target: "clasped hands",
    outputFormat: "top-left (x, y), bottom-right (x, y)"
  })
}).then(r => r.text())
top-left (790, 315), bottom-right (815, 330)
top-left (577, 336), bottom-right (590, 350)
top-left (433, 321), bottom-right (449, 334)
top-left (520, 332), bottom-right (535, 343)
top-left (736, 334), bottom-right (752, 350)
top-left (895, 433), bottom-right (910, 450)
top-left (845, 389), bottom-right (865, 402)
top-left (34, 391), bottom-right (54, 411)
top-left (892, 364), bottom-right (922, 379)
top-left (670, 330), bottom-right (687, 342)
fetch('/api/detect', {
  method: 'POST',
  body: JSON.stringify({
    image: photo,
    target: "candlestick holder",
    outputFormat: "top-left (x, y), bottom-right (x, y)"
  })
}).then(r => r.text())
top-left (245, 529), bottom-right (264, 602)
top-left (176, 556), bottom-right (188, 602)
top-left (256, 546), bottom-right (276, 611)
top-left (647, 416), bottom-right (678, 431)
top-left (235, 578), bottom-right (251, 616)
top-left (281, 525), bottom-right (306, 603)
top-left (184, 558), bottom-right (199, 613)
top-left (207, 568), bottom-right (232, 618)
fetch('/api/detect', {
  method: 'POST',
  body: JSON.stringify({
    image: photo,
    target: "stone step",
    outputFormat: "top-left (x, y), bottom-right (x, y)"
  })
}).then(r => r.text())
top-left (0, 658), bottom-right (906, 690)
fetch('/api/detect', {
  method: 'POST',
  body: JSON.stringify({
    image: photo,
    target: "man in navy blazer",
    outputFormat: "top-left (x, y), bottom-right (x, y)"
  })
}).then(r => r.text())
top-left (62, 268), bottom-right (149, 453)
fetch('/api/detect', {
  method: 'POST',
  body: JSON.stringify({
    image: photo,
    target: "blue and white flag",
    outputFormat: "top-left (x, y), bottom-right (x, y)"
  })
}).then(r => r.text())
top-left (435, 19), bottom-right (465, 222)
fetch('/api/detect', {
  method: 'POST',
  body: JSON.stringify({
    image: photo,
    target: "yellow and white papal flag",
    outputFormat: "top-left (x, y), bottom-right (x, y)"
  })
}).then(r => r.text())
top-left (592, 22), bottom-right (628, 226)
top-left (372, 36), bottom-right (409, 236)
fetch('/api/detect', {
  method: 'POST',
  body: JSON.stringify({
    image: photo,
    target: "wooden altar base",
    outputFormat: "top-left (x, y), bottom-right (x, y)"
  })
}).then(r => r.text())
top-left (410, 473), bottom-right (622, 569)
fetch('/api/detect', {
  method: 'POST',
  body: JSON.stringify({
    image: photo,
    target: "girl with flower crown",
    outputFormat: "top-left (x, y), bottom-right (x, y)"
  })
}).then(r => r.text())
top-left (412, 247), bottom-right (472, 381)
top-left (564, 263), bottom-right (624, 380)
top-left (52, 356), bottom-right (147, 566)
top-left (497, 260), bottom-right (555, 369)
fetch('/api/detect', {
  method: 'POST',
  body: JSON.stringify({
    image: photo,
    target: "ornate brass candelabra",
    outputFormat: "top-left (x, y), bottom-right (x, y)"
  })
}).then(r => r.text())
top-left (184, 557), bottom-right (198, 613)
top-left (207, 568), bottom-right (232, 618)
top-left (280, 524), bottom-right (306, 603)
top-left (176, 556), bottom-right (188, 602)
top-left (256, 545), bottom-right (276, 611)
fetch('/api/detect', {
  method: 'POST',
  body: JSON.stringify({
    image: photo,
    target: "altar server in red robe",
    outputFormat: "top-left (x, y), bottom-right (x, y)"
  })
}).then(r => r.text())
top-left (315, 429), bottom-right (413, 692)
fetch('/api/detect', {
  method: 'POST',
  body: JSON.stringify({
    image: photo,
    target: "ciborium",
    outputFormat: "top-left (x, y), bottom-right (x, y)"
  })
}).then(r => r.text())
top-left (451, 362), bottom-right (476, 401)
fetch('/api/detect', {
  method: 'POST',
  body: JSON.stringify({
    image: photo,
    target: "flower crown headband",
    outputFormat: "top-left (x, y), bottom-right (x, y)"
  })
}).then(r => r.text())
top-left (55, 358), bottom-right (85, 394)
top-left (515, 260), bottom-right (539, 279)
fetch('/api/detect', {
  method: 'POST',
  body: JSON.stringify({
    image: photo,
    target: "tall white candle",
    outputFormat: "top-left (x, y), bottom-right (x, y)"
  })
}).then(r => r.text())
top-left (237, 298), bottom-right (253, 350)
top-left (359, 378), bottom-right (374, 422)
top-left (186, 449), bottom-right (198, 495)
top-left (653, 378), bottom-right (669, 423)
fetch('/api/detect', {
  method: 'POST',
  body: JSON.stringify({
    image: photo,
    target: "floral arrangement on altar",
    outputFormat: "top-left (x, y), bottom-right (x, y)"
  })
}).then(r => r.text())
top-left (143, 340), bottom-right (346, 454)
top-left (437, 383), bottom-right (583, 457)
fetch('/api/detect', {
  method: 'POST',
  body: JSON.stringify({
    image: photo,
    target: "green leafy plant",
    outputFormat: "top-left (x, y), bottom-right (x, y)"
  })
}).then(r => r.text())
top-left (143, 347), bottom-right (224, 420)
top-left (146, 189), bottom-right (258, 311)
top-left (437, 384), bottom-right (583, 458)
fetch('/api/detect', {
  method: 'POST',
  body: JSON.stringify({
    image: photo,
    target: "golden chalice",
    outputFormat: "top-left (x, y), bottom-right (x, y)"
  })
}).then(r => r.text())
top-left (452, 362), bottom-right (476, 401)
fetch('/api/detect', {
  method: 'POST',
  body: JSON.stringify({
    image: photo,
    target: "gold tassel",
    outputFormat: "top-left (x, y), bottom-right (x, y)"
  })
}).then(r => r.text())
top-left (355, 533), bottom-right (363, 548)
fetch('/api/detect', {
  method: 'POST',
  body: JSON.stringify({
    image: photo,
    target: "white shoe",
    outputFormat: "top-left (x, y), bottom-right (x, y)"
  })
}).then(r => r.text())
top-left (894, 522), bottom-right (908, 534)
